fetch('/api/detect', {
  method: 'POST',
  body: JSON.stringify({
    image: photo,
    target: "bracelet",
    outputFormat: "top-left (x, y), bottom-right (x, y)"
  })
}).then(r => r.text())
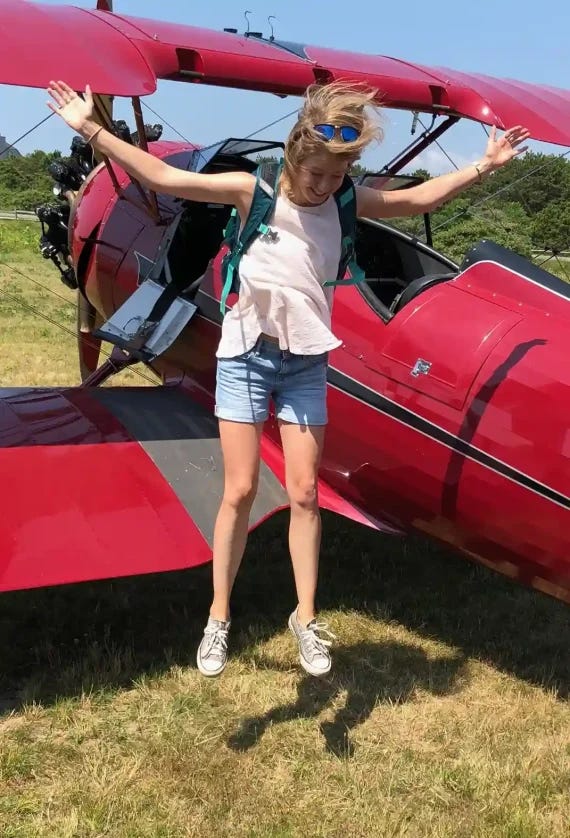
top-left (85, 125), bottom-right (103, 144)
top-left (473, 162), bottom-right (483, 182)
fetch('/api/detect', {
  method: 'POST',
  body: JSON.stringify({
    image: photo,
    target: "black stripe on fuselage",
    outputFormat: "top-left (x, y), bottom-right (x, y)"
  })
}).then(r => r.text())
top-left (193, 293), bottom-right (570, 510)
top-left (327, 367), bottom-right (570, 510)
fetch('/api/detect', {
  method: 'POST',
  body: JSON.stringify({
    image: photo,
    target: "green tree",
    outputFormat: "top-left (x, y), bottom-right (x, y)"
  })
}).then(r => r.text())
top-left (410, 167), bottom-right (431, 181)
top-left (0, 150), bottom-right (62, 210)
top-left (531, 200), bottom-right (570, 253)
top-left (349, 161), bottom-right (370, 178)
top-left (433, 206), bottom-right (533, 264)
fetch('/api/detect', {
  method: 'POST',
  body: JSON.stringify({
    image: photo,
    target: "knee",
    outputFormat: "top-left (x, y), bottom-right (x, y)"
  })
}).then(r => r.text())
top-left (223, 479), bottom-right (258, 511)
top-left (287, 478), bottom-right (318, 511)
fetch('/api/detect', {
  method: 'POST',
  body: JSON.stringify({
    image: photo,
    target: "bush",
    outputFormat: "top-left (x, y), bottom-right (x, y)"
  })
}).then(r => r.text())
top-left (433, 206), bottom-right (533, 264)
top-left (0, 221), bottom-right (41, 256)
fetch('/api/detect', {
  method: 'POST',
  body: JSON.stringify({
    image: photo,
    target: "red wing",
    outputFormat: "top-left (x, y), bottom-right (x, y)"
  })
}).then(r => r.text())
top-left (0, 0), bottom-right (156, 96)
top-left (0, 380), bottom-right (403, 594)
top-left (0, 386), bottom-right (288, 593)
top-left (431, 65), bottom-right (570, 147)
top-left (3, 2), bottom-right (570, 145)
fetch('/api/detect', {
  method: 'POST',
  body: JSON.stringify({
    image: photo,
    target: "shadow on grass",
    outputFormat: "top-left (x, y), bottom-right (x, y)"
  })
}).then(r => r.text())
top-left (227, 640), bottom-right (467, 758)
top-left (1, 510), bottom-right (569, 713)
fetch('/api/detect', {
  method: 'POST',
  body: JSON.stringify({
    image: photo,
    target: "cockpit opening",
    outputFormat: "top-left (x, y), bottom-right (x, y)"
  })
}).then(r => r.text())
top-left (354, 218), bottom-right (458, 318)
top-left (166, 140), bottom-right (282, 297)
top-left (162, 137), bottom-right (459, 313)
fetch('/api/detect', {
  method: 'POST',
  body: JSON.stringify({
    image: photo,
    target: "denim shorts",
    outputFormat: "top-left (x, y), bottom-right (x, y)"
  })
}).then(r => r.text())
top-left (215, 337), bottom-right (329, 425)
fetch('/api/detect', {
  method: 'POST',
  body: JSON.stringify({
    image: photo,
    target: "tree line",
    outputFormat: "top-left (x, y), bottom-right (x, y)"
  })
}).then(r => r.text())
top-left (1, 148), bottom-right (569, 266)
top-left (422, 152), bottom-right (570, 263)
top-left (352, 153), bottom-right (570, 264)
top-left (0, 150), bottom-right (63, 213)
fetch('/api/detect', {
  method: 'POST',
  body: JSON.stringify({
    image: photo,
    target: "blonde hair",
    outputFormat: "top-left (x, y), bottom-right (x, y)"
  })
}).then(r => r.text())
top-left (284, 81), bottom-right (383, 174)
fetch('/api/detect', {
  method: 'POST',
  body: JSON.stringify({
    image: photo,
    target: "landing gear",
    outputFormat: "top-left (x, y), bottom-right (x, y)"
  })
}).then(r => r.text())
top-left (77, 291), bottom-right (102, 382)
top-left (80, 345), bottom-right (141, 388)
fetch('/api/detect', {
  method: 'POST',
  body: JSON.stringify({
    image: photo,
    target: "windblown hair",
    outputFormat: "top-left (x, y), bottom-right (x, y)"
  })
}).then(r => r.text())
top-left (284, 80), bottom-right (383, 174)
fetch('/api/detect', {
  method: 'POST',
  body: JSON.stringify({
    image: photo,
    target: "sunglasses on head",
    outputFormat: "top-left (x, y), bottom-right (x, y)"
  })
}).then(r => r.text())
top-left (313, 123), bottom-right (361, 142)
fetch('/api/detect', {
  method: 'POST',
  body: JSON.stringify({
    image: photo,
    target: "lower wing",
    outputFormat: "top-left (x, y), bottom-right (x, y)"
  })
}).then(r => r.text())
top-left (0, 385), bottom-right (289, 593)
top-left (0, 383), bottom-right (400, 594)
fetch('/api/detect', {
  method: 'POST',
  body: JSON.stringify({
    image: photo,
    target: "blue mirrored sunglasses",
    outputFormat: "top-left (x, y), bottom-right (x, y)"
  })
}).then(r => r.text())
top-left (313, 123), bottom-right (361, 142)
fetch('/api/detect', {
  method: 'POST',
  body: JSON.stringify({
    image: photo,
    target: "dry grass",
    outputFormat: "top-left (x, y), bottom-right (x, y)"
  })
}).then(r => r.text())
top-left (0, 223), bottom-right (152, 387)
top-left (0, 230), bottom-right (569, 837)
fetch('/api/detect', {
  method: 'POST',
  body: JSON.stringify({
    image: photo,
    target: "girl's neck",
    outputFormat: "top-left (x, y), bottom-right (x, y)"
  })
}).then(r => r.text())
top-left (280, 171), bottom-right (320, 208)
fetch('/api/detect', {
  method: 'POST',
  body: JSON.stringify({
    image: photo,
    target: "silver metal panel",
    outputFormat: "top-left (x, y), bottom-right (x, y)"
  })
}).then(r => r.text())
top-left (90, 387), bottom-right (289, 546)
top-left (95, 278), bottom-right (197, 359)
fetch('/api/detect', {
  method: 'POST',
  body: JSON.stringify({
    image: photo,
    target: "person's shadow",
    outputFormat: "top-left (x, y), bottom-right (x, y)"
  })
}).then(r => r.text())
top-left (227, 640), bottom-right (467, 758)
top-left (1, 513), bottom-right (569, 715)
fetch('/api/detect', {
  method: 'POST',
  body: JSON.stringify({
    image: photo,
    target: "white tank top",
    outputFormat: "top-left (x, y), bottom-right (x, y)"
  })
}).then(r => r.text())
top-left (216, 189), bottom-right (343, 358)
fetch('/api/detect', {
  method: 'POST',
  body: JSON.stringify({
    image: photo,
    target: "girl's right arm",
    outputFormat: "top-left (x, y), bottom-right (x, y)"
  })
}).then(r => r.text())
top-left (47, 80), bottom-right (255, 215)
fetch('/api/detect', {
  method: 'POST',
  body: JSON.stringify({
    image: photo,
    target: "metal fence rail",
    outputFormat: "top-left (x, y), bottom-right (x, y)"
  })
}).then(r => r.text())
top-left (0, 210), bottom-right (39, 221)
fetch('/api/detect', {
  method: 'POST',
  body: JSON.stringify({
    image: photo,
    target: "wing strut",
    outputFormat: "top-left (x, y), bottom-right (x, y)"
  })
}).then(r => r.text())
top-left (379, 115), bottom-right (459, 177)
top-left (132, 96), bottom-right (160, 221)
top-left (89, 94), bottom-right (161, 222)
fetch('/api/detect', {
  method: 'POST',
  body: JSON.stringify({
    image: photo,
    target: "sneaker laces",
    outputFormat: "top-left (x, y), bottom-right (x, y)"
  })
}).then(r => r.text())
top-left (300, 620), bottom-right (336, 657)
top-left (203, 622), bottom-right (229, 659)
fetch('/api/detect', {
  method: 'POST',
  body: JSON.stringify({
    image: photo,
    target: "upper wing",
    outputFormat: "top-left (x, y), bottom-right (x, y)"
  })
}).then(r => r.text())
top-left (3, 2), bottom-right (570, 145)
top-left (430, 65), bottom-right (570, 148)
top-left (1, 1), bottom-right (156, 96)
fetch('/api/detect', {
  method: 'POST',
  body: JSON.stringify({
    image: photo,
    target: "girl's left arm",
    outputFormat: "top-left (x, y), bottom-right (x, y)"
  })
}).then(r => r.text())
top-left (356, 125), bottom-right (530, 219)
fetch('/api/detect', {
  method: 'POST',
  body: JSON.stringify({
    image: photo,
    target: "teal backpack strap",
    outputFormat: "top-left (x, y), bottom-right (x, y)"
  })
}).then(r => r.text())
top-left (323, 175), bottom-right (365, 288)
top-left (220, 204), bottom-right (240, 312)
top-left (220, 159), bottom-right (283, 313)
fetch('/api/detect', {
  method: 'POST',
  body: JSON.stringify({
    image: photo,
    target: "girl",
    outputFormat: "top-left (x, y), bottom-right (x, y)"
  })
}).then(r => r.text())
top-left (47, 79), bottom-right (529, 678)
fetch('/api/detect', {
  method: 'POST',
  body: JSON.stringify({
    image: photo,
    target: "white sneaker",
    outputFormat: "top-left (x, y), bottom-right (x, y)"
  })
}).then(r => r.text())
top-left (197, 617), bottom-right (231, 677)
top-left (288, 609), bottom-right (336, 676)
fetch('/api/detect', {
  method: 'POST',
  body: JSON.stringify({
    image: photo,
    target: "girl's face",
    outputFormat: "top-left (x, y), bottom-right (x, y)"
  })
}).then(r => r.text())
top-left (289, 151), bottom-right (350, 206)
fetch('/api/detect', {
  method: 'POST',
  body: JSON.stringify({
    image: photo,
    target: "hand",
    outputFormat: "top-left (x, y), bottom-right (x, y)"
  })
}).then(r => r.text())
top-left (481, 125), bottom-right (530, 172)
top-left (47, 80), bottom-right (95, 134)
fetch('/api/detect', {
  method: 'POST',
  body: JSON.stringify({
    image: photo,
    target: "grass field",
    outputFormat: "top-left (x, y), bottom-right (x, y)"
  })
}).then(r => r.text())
top-left (0, 224), bottom-right (569, 837)
top-left (0, 222), bottom-right (152, 387)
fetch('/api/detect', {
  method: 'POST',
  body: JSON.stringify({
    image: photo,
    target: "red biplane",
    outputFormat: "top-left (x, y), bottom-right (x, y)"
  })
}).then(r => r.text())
top-left (2, 0), bottom-right (570, 606)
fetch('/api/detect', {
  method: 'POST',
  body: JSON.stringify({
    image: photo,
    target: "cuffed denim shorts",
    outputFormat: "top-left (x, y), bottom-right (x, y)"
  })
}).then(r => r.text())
top-left (215, 337), bottom-right (329, 426)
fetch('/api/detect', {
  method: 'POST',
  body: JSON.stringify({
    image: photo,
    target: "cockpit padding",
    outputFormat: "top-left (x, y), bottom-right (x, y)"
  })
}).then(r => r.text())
top-left (461, 239), bottom-right (570, 299)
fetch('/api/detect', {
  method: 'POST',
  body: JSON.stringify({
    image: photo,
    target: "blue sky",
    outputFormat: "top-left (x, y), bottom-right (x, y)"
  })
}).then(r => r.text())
top-left (2, 0), bottom-right (569, 173)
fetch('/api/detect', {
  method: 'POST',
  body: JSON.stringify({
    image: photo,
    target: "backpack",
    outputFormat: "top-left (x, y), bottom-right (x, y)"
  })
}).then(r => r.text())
top-left (219, 159), bottom-right (365, 313)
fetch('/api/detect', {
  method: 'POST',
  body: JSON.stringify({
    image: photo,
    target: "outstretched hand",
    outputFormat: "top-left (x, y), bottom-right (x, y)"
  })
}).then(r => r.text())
top-left (47, 80), bottom-right (94, 133)
top-left (482, 125), bottom-right (530, 170)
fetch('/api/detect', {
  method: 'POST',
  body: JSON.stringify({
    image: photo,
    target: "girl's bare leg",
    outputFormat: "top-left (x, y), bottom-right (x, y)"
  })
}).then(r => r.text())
top-left (209, 419), bottom-right (264, 621)
top-left (279, 421), bottom-right (326, 625)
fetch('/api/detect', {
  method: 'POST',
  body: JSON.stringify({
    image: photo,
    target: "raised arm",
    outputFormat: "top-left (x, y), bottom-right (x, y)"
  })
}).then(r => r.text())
top-left (47, 81), bottom-right (254, 215)
top-left (356, 125), bottom-right (530, 219)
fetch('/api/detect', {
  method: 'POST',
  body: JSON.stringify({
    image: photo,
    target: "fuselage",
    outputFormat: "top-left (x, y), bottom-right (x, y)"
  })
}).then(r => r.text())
top-left (70, 141), bottom-right (570, 604)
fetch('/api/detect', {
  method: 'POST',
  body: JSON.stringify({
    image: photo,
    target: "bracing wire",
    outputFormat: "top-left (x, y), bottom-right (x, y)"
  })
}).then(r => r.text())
top-left (0, 258), bottom-right (160, 386)
top-left (0, 97), bottom-right (300, 378)
top-left (409, 116), bottom-right (518, 242)
top-left (536, 252), bottom-right (570, 282)
top-left (0, 113), bottom-right (55, 158)
top-left (0, 258), bottom-right (84, 307)
top-left (412, 117), bottom-right (570, 255)
top-left (141, 100), bottom-right (298, 146)
top-left (431, 143), bottom-right (570, 234)
top-left (411, 118), bottom-right (570, 280)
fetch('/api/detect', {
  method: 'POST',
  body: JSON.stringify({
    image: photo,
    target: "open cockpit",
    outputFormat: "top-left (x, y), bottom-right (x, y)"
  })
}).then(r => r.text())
top-left (163, 137), bottom-right (459, 318)
top-left (353, 218), bottom-right (457, 318)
